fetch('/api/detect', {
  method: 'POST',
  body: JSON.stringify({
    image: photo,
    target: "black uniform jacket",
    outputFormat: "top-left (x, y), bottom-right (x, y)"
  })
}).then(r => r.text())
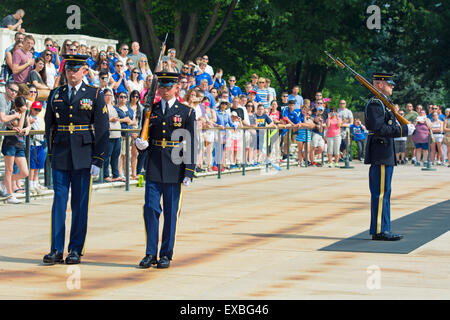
top-left (142, 99), bottom-right (196, 184)
top-left (44, 82), bottom-right (109, 171)
top-left (364, 97), bottom-right (408, 166)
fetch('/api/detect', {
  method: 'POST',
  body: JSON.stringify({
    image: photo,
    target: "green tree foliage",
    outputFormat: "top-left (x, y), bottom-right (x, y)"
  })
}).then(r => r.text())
top-left (0, 0), bottom-right (446, 107)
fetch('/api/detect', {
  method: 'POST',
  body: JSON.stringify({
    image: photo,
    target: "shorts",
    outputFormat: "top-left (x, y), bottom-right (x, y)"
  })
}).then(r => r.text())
top-left (326, 135), bottom-right (342, 155)
top-left (414, 142), bottom-right (428, 150)
top-left (443, 135), bottom-right (450, 146)
top-left (1, 142), bottom-right (25, 157)
top-left (311, 132), bottom-right (324, 148)
top-left (30, 145), bottom-right (46, 169)
top-left (228, 139), bottom-right (239, 152)
top-left (433, 134), bottom-right (443, 143)
top-left (394, 140), bottom-right (406, 153)
top-left (120, 136), bottom-right (129, 155)
top-left (406, 135), bottom-right (415, 149)
top-left (295, 130), bottom-right (311, 143)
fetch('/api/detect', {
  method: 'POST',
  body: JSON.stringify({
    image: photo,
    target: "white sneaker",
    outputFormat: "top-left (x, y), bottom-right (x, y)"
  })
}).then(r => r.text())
top-left (7, 195), bottom-right (22, 204)
top-left (0, 181), bottom-right (6, 194)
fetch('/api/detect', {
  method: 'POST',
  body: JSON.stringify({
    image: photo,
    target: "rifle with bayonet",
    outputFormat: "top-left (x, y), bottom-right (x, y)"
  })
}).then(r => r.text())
top-left (140, 33), bottom-right (169, 141)
top-left (324, 51), bottom-right (409, 125)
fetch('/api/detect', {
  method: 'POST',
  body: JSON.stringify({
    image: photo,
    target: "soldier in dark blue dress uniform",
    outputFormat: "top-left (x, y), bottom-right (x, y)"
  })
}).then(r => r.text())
top-left (135, 72), bottom-right (196, 269)
top-left (364, 73), bottom-right (415, 241)
top-left (43, 55), bottom-right (109, 264)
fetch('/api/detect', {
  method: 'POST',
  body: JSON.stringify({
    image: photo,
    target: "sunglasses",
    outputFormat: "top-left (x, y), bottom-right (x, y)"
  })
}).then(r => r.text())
top-left (229, 80), bottom-right (236, 82)
top-left (45, 53), bottom-right (52, 56)
top-left (122, 48), bottom-right (129, 51)
top-left (7, 87), bottom-right (18, 93)
top-left (133, 71), bottom-right (139, 74)
top-left (116, 64), bottom-right (123, 67)
top-left (29, 91), bottom-right (38, 94)
top-left (119, 96), bottom-right (127, 99)
top-left (131, 95), bottom-right (139, 98)
top-left (101, 77), bottom-right (108, 80)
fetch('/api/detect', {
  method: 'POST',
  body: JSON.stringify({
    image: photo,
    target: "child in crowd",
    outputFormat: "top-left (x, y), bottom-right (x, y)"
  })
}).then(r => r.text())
top-left (29, 101), bottom-right (47, 193)
top-left (350, 118), bottom-right (367, 161)
top-left (228, 111), bottom-right (243, 168)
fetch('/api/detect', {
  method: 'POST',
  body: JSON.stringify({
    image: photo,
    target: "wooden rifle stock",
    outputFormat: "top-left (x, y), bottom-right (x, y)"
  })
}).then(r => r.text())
top-left (140, 33), bottom-right (168, 141)
top-left (324, 51), bottom-right (409, 125)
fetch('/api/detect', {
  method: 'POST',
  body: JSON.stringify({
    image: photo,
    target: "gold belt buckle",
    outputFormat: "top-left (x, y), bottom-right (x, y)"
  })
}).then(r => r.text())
top-left (68, 124), bottom-right (75, 134)
top-left (161, 140), bottom-right (167, 148)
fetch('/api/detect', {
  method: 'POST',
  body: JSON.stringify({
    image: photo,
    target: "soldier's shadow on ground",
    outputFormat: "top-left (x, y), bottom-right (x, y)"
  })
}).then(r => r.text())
top-left (0, 255), bottom-right (138, 268)
top-left (233, 233), bottom-right (369, 241)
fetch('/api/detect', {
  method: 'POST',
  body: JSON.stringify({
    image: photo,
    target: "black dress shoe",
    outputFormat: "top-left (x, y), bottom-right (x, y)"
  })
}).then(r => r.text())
top-left (65, 251), bottom-right (81, 264)
top-left (139, 255), bottom-right (157, 268)
top-left (372, 231), bottom-right (403, 241)
top-left (157, 256), bottom-right (171, 269)
top-left (43, 250), bottom-right (64, 265)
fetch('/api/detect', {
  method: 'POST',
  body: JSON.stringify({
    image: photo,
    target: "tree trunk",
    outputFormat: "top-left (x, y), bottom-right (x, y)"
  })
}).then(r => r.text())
top-left (197, 0), bottom-right (238, 58)
top-left (120, 0), bottom-right (139, 42)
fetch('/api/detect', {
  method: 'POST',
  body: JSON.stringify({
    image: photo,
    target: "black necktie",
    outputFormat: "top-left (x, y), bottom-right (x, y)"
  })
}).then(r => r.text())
top-left (163, 101), bottom-right (168, 115)
top-left (70, 87), bottom-right (77, 104)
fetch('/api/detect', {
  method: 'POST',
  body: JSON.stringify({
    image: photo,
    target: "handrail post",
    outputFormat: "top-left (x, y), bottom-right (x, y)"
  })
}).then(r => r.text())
top-left (217, 130), bottom-right (222, 179)
top-left (125, 130), bottom-right (130, 191)
top-left (304, 129), bottom-right (309, 167)
top-left (242, 128), bottom-right (246, 176)
top-left (25, 134), bottom-right (31, 203)
top-left (287, 128), bottom-right (291, 170)
top-left (341, 127), bottom-right (354, 169)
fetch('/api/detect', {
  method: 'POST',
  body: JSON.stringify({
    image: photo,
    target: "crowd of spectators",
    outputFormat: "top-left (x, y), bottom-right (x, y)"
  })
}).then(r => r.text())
top-left (1, 16), bottom-right (449, 203)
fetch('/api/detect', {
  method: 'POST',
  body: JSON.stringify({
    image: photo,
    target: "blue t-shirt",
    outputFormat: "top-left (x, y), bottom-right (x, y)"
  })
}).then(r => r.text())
top-left (214, 78), bottom-right (225, 90)
top-left (281, 108), bottom-right (302, 136)
top-left (194, 72), bottom-right (213, 87)
top-left (112, 72), bottom-right (128, 94)
top-left (86, 56), bottom-right (96, 69)
top-left (282, 108), bottom-right (302, 124)
top-left (288, 94), bottom-right (304, 110)
top-left (229, 86), bottom-right (243, 99)
top-left (350, 124), bottom-right (366, 141)
top-left (244, 91), bottom-right (262, 102)
top-left (255, 114), bottom-right (272, 127)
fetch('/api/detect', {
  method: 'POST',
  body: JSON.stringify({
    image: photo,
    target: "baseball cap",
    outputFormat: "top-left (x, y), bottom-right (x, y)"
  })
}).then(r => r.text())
top-left (288, 100), bottom-right (296, 105)
top-left (31, 101), bottom-right (43, 110)
top-left (248, 90), bottom-right (256, 95)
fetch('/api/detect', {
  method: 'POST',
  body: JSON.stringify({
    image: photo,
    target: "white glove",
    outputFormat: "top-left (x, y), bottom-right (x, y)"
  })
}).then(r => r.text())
top-left (407, 124), bottom-right (415, 136)
top-left (90, 165), bottom-right (101, 177)
top-left (135, 138), bottom-right (149, 151)
top-left (183, 177), bottom-right (192, 187)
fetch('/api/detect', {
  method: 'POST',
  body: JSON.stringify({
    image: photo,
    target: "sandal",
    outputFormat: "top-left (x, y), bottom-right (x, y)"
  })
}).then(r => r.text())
top-left (104, 177), bottom-right (113, 182)
top-left (14, 188), bottom-right (25, 193)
